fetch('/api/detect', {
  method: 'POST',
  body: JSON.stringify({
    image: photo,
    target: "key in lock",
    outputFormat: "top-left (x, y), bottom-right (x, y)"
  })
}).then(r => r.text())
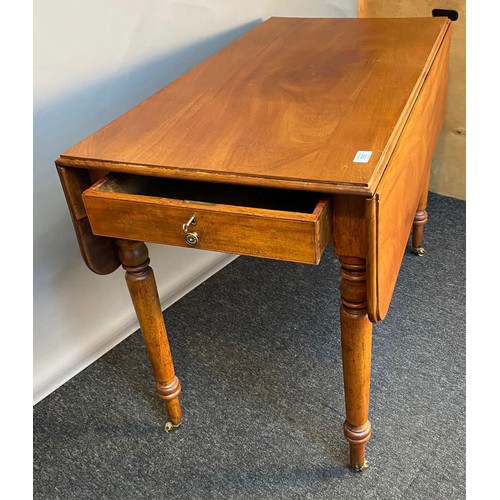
top-left (182, 215), bottom-right (198, 246)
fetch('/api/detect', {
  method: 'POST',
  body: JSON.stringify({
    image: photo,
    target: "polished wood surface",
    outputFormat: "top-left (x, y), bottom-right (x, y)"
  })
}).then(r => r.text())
top-left (83, 173), bottom-right (332, 264)
top-left (57, 166), bottom-right (120, 275)
top-left (59, 17), bottom-right (449, 195)
top-left (116, 240), bottom-right (182, 427)
top-left (56, 17), bottom-right (451, 470)
top-left (359, 0), bottom-right (466, 200)
top-left (339, 257), bottom-right (372, 470)
top-left (412, 195), bottom-right (430, 253)
top-left (366, 28), bottom-right (451, 322)
top-left (332, 195), bottom-right (366, 259)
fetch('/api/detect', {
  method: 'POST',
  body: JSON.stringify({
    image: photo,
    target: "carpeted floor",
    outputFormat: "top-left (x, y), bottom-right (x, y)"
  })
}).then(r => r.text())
top-left (33, 192), bottom-right (465, 499)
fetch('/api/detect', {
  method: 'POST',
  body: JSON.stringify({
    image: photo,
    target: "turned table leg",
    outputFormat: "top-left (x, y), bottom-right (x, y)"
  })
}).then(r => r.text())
top-left (412, 176), bottom-right (430, 256)
top-left (116, 239), bottom-right (182, 430)
top-left (339, 257), bottom-right (372, 470)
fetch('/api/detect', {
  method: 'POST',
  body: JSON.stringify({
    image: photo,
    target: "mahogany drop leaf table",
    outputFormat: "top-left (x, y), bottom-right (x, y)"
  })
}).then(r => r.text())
top-left (57, 17), bottom-right (451, 469)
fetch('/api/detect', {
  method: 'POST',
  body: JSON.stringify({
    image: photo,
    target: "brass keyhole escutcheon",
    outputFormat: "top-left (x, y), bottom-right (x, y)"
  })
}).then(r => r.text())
top-left (182, 215), bottom-right (198, 246)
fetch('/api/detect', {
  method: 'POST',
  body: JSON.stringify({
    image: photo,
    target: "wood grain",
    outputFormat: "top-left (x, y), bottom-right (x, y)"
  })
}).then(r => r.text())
top-left (358, 0), bottom-right (465, 200)
top-left (83, 174), bottom-right (332, 265)
top-left (339, 257), bottom-right (372, 470)
top-left (116, 240), bottom-right (182, 426)
top-left (366, 28), bottom-right (451, 322)
top-left (332, 195), bottom-right (367, 259)
top-left (59, 17), bottom-right (449, 195)
top-left (55, 17), bottom-right (452, 470)
top-left (57, 165), bottom-right (120, 275)
top-left (412, 187), bottom-right (430, 252)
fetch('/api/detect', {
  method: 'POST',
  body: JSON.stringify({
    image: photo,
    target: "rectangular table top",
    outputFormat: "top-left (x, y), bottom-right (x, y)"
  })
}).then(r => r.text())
top-left (60, 17), bottom-right (449, 195)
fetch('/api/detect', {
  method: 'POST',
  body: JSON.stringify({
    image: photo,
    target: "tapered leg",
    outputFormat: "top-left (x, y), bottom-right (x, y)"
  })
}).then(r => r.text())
top-left (116, 239), bottom-right (182, 430)
top-left (412, 174), bottom-right (431, 256)
top-left (339, 257), bottom-right (372, 470)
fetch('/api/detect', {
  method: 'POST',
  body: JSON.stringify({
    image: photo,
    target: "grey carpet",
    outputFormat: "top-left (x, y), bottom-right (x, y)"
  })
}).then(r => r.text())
top-left (33, 192), bottom-right (465, 499)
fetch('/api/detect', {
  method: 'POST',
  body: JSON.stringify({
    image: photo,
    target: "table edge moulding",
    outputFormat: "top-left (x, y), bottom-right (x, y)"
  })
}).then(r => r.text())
top-left (55, 16), bottom-right (452, 470)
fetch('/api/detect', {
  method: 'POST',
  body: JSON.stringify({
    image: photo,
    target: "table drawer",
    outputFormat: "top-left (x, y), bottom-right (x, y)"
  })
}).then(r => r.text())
top-left (82, 173), bottom-right (332, 264)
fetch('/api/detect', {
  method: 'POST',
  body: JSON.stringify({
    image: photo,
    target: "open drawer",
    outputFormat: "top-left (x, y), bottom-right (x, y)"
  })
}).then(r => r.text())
top-left (82, 173), bottom-right (332, 264)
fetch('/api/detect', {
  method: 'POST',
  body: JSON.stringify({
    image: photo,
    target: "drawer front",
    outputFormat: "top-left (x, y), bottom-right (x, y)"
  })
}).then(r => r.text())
top-left (82, 174), bottom-right (332, 264)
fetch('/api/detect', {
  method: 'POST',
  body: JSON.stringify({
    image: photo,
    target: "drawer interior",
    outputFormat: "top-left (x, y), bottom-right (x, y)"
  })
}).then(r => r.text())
top-left (94, 173), bottom-right (323, 214)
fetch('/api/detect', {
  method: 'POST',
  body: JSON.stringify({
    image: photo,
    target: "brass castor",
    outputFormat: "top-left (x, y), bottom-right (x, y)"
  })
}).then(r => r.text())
top-left (164, 421), bottom-right (181, 433)
top-left (353, 459), bottom-right (369, 471)
top-left (412, 247), bottom-right (426, 257)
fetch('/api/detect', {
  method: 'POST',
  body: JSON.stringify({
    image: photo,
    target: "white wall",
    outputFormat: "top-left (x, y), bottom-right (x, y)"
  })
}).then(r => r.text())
top-left (33, 0), bottom-right (356, 404)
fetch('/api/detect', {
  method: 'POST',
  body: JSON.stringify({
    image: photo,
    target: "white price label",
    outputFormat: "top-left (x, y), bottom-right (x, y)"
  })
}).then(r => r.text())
top-left (353, 151), bottom-right (372, 163)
